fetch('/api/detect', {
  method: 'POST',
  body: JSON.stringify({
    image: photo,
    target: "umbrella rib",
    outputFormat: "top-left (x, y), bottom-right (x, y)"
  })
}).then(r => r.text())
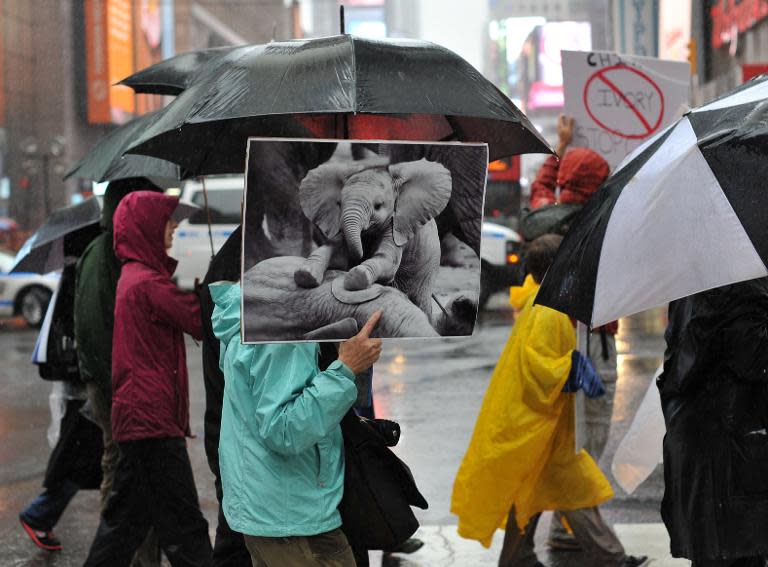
top-left (349, 35), bottom-right (358, 113)
top-left (267, 65), bottom-right (296, 114)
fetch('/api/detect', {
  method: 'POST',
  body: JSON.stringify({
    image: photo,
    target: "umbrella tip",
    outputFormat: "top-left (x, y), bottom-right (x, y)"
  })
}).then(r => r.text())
top-left (340, 4), bottom-right (345, 34)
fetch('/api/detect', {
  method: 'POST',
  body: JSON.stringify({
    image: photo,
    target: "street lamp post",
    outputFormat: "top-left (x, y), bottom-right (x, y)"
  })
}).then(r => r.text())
top-left (19, 135), bottom-right (66, 223)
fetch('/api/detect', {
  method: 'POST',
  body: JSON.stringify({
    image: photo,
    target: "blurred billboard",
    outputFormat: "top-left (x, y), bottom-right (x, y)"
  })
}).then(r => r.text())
top-left (0, 0), bottom-right (4, 127)
top-left (345, 0), bottom-right (387, 39)
top-left (659, 0), bottom-right (691, 61)
top-left (85, 0), bottom-right (165, 124)
top-left (525, 21), bottom-right (592, 110)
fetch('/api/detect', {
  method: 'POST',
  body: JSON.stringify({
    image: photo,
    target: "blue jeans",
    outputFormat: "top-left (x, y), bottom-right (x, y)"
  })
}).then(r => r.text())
top-left (354, 367), bottom-right (375, 419)
top-left (20, 479), bottom-right (79, 531)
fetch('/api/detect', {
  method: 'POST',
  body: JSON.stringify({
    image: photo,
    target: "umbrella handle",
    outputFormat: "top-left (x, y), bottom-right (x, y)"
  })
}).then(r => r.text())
top-left (201, 177), bottom-right (215, 260)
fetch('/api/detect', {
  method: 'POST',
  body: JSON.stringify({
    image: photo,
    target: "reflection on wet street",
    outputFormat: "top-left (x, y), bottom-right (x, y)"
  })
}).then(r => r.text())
top-left (0, 304), bottom-right (669, 566)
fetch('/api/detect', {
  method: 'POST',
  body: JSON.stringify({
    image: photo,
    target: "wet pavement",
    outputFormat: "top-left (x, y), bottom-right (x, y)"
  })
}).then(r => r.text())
top-left (0, 298), bottom-right (675, 566)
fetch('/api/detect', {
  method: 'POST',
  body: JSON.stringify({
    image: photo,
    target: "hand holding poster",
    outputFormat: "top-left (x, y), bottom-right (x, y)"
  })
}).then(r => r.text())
top-left (241, 138), bottom-right (488, 343)
top-left (562, 50), bottom-right (690, 168)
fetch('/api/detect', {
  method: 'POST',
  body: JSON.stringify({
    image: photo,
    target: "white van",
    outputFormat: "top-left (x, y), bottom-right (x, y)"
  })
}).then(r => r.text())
top-left (479, 221), bottom-right (525, 308)
top-left (170, 176), bottom-right (243, 289)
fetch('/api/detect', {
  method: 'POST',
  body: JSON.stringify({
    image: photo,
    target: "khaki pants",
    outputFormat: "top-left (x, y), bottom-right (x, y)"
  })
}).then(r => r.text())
top-left (500, 506), bottom-right (626, 567)
top-left (550, 333), bottom-right (619, 546)
top-left (584, 332), bottom-right (618, 461)
top-left (86, 381), bottom-right (161, 567)
top-left (86, 381), bottom-right (120, 508)
top-left (244, 529), bottom-right (357, 567)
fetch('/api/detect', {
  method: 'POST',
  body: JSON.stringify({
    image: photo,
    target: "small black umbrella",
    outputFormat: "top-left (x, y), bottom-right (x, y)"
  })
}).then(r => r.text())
top-left (12, 198), bottom-right (102, 274)
top-left (125, 35), bottom-right (552, 174)
top-left (64, 111), bottom-right (182, 183)
top-left (535, 74), bottom-right (768, 327)
top-left (119, 46), bottom-right (237, 95)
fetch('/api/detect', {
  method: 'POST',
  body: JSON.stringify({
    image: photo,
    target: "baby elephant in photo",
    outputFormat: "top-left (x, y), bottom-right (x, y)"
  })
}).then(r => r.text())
top-left (294, 157), bottom-right (453, 315)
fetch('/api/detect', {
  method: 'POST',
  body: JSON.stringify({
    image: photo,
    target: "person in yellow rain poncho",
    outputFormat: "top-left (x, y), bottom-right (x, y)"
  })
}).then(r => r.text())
top-left (451, 235), bottom-right (647, 567)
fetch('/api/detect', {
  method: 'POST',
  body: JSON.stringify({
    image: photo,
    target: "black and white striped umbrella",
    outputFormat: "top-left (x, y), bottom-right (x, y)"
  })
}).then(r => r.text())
top-left (536, 75), bottom-right (768, 327)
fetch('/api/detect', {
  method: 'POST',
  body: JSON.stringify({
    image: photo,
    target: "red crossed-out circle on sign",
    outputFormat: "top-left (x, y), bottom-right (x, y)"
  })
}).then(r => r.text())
top-left (583, 64), bottom-right (665, 140)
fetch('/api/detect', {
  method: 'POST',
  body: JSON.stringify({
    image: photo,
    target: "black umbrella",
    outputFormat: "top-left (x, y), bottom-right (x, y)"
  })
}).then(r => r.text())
top-left (12, 198), bottom-right (102, 274)
top-left (125, 35), bottom-right (551, 174)
top-left (119, 46), bottom-right (237, 95)
top-left (64, 111), bottom-right (182, 183)
top-left (535, 74), bottom-right (768, 327)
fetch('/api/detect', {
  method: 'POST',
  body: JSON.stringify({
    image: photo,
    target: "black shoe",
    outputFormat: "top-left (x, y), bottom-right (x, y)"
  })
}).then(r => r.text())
top-left (19, 516), bottom-right (62, 551)
top-left (622, 556), bottom-right (649, 567)
top-left (383, 537), bottom-right (425, 554)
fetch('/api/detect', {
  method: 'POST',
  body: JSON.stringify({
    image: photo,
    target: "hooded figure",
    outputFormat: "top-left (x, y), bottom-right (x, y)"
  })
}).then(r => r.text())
top-left (75, 177), bottom-right (161, 396)
top-left (109, 191), bottom-right (202, 441)
top-left (659, 278), bottom-right (768, 565)
top-left (74, 178), bottom-right (164, 565)
top-left (529, 148), bottom-right (609, 209)
top-left (75, 178), bottom-right (161, 502)
top-left (451, 273), bottom-right (613, 547)
top-left (84, 191), bottom-right (211, 566)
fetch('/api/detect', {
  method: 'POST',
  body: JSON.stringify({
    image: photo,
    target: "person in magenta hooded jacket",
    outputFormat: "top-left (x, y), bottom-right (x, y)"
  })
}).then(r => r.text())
top-left (84, 191), bottom-right (212, 567)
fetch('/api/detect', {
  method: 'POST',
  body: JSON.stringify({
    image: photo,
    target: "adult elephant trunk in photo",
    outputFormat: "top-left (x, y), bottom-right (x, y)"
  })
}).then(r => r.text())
top-left (243, 256), bottom-right (439, 342)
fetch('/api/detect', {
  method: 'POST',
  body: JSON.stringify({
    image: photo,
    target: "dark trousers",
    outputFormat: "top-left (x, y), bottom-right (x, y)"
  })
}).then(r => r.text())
top-left (692, 558), bottom-right (766, 567)
top-left (20, 479), bottom-right (79, 531)
top-left (212, 468), bottom-right (251, 566)
top-left (84, 437), bottom-right (212, 567)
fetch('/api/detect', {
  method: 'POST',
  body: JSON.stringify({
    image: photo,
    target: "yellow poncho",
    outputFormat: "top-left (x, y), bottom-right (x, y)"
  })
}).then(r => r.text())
top-left (451, 280), bottom-right (613, 547)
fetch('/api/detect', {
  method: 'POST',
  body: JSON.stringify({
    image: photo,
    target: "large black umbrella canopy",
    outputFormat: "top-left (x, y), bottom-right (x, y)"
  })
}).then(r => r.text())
top-left (535, 74), bottom-right (768, 328)
top-left (12, 198), bottom-right (102, 274)
top-left (64, 111), bottom-right (181, 183)
top-left (126, 35), bottom-right (552, 174)
top-left (119, 46), bottom-right (237, 95)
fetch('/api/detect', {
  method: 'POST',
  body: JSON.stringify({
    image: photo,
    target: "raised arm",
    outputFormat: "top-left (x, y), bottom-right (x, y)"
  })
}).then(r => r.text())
top-left (255, 312), bottom-right (382, 455)
top-left (530, 114), bottom-right (574, 209)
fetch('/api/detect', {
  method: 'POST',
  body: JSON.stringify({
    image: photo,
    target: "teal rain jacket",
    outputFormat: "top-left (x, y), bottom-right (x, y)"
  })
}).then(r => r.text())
top-left (210, 282), bottom-right (358, 537)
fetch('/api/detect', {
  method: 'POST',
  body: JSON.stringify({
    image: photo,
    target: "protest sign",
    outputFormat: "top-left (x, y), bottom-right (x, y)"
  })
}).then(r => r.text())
top-left (241, 138), bottom-right (487, 343)
top-left (563, 50), bottom-right (690, 169)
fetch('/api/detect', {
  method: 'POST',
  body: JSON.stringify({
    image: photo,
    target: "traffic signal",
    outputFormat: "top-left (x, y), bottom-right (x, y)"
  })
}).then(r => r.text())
top-left (687, 39), bottom-right (697, 76)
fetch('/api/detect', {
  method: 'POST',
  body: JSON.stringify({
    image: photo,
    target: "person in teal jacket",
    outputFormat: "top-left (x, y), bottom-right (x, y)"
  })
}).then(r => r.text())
top-left (210, 282), bottom-right (382, 567)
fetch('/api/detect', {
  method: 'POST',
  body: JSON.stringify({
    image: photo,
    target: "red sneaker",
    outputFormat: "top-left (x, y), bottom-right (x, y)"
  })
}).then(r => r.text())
top-left (19, 516), bottom-right (62, 551)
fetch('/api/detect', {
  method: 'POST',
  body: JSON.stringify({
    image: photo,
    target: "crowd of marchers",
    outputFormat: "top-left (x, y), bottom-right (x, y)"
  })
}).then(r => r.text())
top-left (15, 115), bottom-right (768, 567)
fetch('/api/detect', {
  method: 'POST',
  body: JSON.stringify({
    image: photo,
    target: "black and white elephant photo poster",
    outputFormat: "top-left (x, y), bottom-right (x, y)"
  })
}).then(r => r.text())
top-left (240, 138), bottom-right (488, 343)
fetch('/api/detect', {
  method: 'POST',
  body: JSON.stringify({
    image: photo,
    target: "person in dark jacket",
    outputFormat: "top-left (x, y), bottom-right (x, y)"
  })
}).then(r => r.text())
top-left (75, 178), bottom-right (163, 567)
top-left (20, 231), bottom-right (103, 552)
top-left (529, 115), bottom-right (610, 210)
top-left (84, 191), bottom-right (211, 567)
top-left (659, 279), bottom-right (768, 566)
top-left (75, 177), bottom-right (162, 506)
